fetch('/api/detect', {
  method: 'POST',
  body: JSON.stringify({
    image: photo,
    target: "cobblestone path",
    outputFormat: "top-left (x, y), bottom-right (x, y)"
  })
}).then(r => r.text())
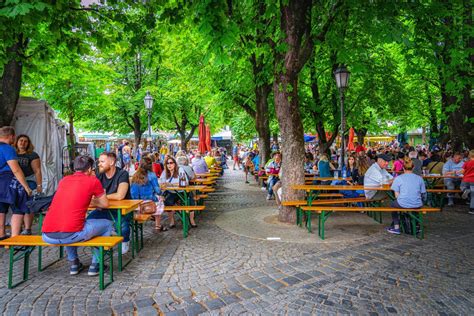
top-left (0, 168), bottom-right (473, 315)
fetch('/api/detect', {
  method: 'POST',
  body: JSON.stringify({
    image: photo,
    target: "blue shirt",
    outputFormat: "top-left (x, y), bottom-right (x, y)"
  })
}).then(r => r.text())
top-left (0, 142), bottom-right (17, 172)
top-left (391, 173), bottom-right (426, 208)
top-left (442, 159), bottom-right (464, 175)
top-left (252, 155), bottom-right (260, 171)
top-left (318, 160), bottom-right (331, 178)
top-left (130, 172), bottom-right (161, 202)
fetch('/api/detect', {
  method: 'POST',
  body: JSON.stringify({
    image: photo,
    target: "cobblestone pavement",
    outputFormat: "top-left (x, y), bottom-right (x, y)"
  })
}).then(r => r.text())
top-left (0, 168), bottom-right (473, 315)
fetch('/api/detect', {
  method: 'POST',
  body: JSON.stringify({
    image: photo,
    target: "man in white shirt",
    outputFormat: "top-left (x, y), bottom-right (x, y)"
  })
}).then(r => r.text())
top-left (364, 154), bottom-right (394, 200)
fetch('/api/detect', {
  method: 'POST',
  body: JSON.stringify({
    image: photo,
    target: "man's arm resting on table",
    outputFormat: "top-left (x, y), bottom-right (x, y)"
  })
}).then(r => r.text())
top-left (92, 193), bottom-right (109, 209)
top-left (107, 182), bottom-right (129, 200)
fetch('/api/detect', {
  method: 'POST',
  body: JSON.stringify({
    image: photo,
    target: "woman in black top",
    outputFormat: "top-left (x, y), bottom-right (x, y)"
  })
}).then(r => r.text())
top-left (15, 135), bottom-right (42, 235)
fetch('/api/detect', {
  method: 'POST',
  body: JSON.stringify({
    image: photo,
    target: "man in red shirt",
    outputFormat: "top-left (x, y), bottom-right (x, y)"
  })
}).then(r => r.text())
top-left (42, 155), bottom-right (111, 276)
top-left (461, 149), bottom-right (474, 215)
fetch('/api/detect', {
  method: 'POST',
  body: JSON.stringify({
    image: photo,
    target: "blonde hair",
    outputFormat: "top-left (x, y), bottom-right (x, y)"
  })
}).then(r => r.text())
top-left (403, 157), bottom-right (414, 171)
top-left (319, 154), bottom-right (329, 162)
top-left (469, 149), bottom-right (474, 159)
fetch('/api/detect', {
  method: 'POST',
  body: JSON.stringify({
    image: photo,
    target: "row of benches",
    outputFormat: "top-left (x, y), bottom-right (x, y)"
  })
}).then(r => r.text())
top-left (0, 182), bottom-right (220, 290)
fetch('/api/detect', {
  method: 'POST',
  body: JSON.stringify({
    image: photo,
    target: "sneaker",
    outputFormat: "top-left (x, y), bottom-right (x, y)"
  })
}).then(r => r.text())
top-left (70, 259), bottom-right (84, 275)
top-left (462, 189), bottom-right (471, 200)
top-left (245, 181), bottom-right (249, 184)
top-left (447, 200), bottom-right (454, 206)
top-left (386, 227), bottom-right (401, 235)
top-left (468, 209), bottom-right (474, 215)
top-left (266, 194), bottom-right (273, 200)
top-left (121, 241), bottom-right (130, 254)
top-left (261, 187), bottom-right (267, 191)
top-left (20, 229), bottom-right (32, 235)
top-left (88, 263), bottom-right (108, 276)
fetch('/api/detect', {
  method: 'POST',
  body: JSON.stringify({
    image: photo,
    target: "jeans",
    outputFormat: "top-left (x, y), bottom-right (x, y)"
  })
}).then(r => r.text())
top-left (390, 200), bottom-right (403, 226)
top-left (461, 181), bottom-right (474, 209)
top-left (42, 219), bottom-right (113, 263)
top-left (87, 209), bottom-right (132, 242)
top-left (268, 177), bottom-right (279, 196)
top-left (444, 178), bottom-right (462, 201)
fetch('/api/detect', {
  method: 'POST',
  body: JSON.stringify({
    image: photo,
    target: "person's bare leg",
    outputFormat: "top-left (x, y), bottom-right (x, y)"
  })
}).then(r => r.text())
top-left (169, 211), bottom-right (175, 226)
top-left (0, 213), bottom-right (6, 237)
top-left (154, 215), bottom-right (161, 228)
top-left (24, 213), bottom-right (34, 230)
top-left (190, 212), bottom-right (196, 226)
top-left (11, 214), bottom-right (24, 236)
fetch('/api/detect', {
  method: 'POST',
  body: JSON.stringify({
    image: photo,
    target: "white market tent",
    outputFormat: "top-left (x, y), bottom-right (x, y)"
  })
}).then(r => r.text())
top-left (12, 97), bottom-right (68, 195)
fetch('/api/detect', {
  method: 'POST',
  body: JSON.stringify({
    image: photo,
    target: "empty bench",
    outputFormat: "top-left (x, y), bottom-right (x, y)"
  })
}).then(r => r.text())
top-left (300, 206), bottom-right (440, 240)
top-left (0, 235), bottom-right (123, 290)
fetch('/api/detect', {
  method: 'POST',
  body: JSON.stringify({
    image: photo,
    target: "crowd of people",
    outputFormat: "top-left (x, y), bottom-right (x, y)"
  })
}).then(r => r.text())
top-left (0, 126), bottom-right (229, 275)
top-left (233, 140), bottom-right (474, 232)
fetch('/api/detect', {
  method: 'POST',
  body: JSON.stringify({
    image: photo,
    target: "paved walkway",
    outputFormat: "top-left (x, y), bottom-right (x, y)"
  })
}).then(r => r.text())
top-left (0, 168), bottom-right (473, 315)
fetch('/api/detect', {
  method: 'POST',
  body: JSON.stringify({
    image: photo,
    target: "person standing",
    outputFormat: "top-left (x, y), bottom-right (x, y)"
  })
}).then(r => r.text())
top-left (0, 127), bottom-right (32, 238)
top-left (460, 149), bottom-right (474, 215)
top-left (15, 134), bottom-right (43, 235)
top-left (265, 152), bottom-right (281, 200)
top-left (41, 155), bottom-right (111, 276)
top-left (232, 144), bottom-right (240, 170)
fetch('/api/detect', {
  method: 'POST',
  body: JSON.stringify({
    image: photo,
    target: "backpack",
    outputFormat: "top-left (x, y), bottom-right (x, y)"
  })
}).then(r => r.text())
top-left (397, 212), bottom-right (420, 236)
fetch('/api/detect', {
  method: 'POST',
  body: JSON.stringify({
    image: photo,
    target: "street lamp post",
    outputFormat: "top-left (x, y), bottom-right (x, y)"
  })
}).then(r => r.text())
top-left (144, 91), bottom-right (154, 146)
top-left (333, 65), bottom-right (350, 170)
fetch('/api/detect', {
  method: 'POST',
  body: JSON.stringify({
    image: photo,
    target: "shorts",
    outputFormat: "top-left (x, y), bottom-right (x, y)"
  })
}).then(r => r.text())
top-left (0, 202), bottom-right (23, 215)
top-left (233, 155), bottom-right (239, 162)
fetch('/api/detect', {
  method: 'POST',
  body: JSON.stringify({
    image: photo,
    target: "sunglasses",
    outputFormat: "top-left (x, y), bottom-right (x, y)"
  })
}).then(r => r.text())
top-left (166, 161), bottom-right (175, 165)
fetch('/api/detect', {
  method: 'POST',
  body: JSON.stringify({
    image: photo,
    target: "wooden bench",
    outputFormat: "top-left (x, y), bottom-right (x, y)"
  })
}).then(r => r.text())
top-left (0, 235), bottom-right (123, 290)
top-left (201, 187), bottom-right (216, 193)
top-left (164, 206), bottom-right (206, 238)
top-left (426, 189), bottom-right (462, 207)
top-left (283, 197), bottom-right (384, 227)
top-left (299, 206), bottom-right (440, 240)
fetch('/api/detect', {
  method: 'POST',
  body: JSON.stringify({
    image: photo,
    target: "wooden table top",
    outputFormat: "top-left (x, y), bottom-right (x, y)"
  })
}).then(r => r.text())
top-left (305, 177), bottom-right (352, 181)
top-left (88, 199), bottom-right (143, 215)
top-left (290, 184), bottom-right (460, 193)
top-left (422, 175), bottom-right (462, 179)
top-left (160, 185), bottom-right (207, 192)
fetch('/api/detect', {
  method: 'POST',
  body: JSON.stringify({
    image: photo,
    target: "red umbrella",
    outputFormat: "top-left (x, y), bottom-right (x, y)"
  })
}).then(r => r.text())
top-left (205, 124), bottom-right (211, 152)
top-left (198, 115), bottom-right (207, 154)
top-left (347, 127), bottom-right (355, 151)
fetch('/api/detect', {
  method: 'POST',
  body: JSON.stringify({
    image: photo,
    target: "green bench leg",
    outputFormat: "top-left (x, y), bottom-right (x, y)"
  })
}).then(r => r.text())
top-left (318, 211), bottom-right (332, 240)
top-left (8, 246), bottom-right (35, 289)
top-left (306, 211), bottom-right (312, 233)
top-left (98, 246), bottom-right (114, 290)
top-left (38, 245), bottom-right (63, 272)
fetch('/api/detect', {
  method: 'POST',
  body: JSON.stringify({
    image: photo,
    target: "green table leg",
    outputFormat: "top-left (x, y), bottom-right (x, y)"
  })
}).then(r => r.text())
top-left (306, 211), bottom-right (312, 233)
top-left (8, 246), bottom-right (35, 289)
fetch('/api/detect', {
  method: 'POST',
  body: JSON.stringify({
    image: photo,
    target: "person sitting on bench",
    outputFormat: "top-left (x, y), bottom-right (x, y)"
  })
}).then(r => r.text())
top-left (387, 158), bottom-right (426, 235)
top-left (364, 154), bottom-right (393, 201)
top-left (42, 155), bottom-right (112, 276)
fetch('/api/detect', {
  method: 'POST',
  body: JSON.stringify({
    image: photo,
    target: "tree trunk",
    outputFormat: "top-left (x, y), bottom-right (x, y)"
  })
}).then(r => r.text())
top-left (0, 41), bottom-right (23, 126)
top-left (255, 85), bottom-right (271, 167)
top-left (68, 113), bottom-right (76, 160)
top-left (356, 128), bottom-right (367, 145)
top-left (274, 75), bottom-right (305, 223)
top-left (132, 113), bottom-right (142, 155)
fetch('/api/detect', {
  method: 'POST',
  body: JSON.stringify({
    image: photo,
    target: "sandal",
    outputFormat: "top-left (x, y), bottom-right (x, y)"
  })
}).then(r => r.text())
top-left (154, 225), bottom-right (169, 232)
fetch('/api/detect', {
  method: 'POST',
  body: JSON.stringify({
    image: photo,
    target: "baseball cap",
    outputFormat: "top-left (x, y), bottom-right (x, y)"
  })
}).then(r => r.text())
top-left (377, 154), bottom-right (392, 162)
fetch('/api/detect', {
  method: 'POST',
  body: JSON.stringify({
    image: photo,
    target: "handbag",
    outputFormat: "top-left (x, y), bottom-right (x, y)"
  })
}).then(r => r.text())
top-left (139, 200), bottom-right (157, 214)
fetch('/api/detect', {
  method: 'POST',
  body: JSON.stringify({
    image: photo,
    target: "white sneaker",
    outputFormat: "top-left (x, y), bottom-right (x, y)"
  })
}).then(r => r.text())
top-left (121, 241), bottom-right (130, 254)
top-left (447, 200), bottom-right (454, 206)
top-left (462, 189), bottom-right (471, 200)
top-left (261, 187), bottom-right (267, 191)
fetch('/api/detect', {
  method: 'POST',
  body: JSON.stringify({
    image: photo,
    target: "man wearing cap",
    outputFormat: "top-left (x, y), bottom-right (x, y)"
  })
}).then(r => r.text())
top-left (364, 154), bottom-right (393, 200)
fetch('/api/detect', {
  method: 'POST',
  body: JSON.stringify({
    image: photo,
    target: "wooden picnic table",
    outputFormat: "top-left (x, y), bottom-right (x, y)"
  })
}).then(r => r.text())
top-left (87, 199), bottom-right (142, 271)
top-left (160, 185), bottom-right (207, 206)
top-left (421, 175), bottom-right (462, 189)
top-left (305, 177), bottom-right (352, 183)
top-left (190, 178), bottom-right (216, 185)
